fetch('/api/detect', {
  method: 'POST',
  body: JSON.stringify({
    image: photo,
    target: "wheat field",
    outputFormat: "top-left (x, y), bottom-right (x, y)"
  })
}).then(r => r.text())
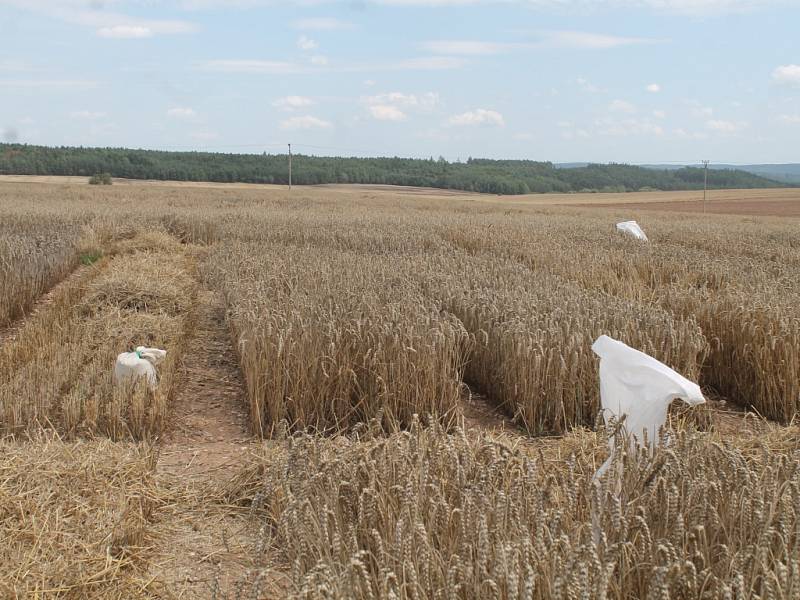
top-left (0, 181), bottom-right (798, 599)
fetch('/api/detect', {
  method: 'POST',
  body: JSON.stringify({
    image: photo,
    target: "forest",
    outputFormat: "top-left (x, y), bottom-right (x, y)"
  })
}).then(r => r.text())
top-left (0, 143), bottom-right (785, 195)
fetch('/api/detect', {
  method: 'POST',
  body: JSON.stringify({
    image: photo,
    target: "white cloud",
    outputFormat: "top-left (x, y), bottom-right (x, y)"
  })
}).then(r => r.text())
top-left (364, 80), bottom-right (376, 87)
top-left (706, 119), bottom-right (745, 133)
top-left (772, 65), bottom-right (800, 86)
top-left (369, 105), bottom-right (407, 121)
top-left (292, 17), bottom-right (355, 31)
top-left (6, 0), bottom-right (785, 20)
top-left (686, 101), bottom-right (714, 117)
top-left (541, 30), bottom-right (661, 49)
top-left (646, 83), bottom-right (661, 93)
top-left (448, 109), bottom-right (505, 127)
top-left (167, 107), bottom-right (198, 119)
top-left (652, 109), bottom-right (666, 119)
top-left (420, 40), bottom-right (525, 55)
top-left (513, 132), bottom-right (534, 140)
top-left (280, 115), bottom-right (332, 130)
top-left (273, 96), bottom-right (314, 111)
top-left (560, 125), bottom-right (590, 140)
top-left (0, 59), bottom-right (30, 72)
top-left (609, 99), bottom-right (636, 113)
top-left (200, 56), bottom-right (460, 74)
top-left (70, 110), bottom-right (107, 120)
top-left (595, 116), bottom-right (664, 136)
top-left (376, 0), bottom-right (488, 4)
top-left (97, 25), bottom-right (153, 39)
top-left (778, 114), bottom-right (800, 124)
top-left (201, 59), bottom-right (302, 74)
top-left (191, 130), bottom-right (219, 141)
top-left (575, 78), bottom-right (603, 93)
top-left (297, 35), bottom-right (318, 51)
top-left (362, 92), bottom-right (439, 109)
top-left (672, 128), bottom-right (708, 140)
top-left (184, 0), bottom-right (784, 11)
top-left (422, 31), bottom-right (659, 55)
top-left (378, 0), bottom-right (785, 14)
top-left (361, 92), bottom-right (438, 121)
top-left (391, 57), bottom-right (465, 70)
top-left (100, 19), bottom-right (196, 36)
top-left (628, 0), bottom-right (786, 16)
top-left (2, 2), bottom-right (198, 38)
top-left (0, 79), bottom-right (97, 88)
top-left (101, 20), bottom-right (196, 36)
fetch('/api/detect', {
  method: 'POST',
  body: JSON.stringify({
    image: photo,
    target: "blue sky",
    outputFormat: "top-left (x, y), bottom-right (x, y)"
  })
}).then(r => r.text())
top-left (1, 0), bottom-right (798, 163)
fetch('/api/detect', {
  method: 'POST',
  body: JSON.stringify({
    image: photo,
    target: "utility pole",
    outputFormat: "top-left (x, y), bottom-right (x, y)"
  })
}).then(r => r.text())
top-left (702, 160), bottom-right (709, 214)
top-left (288, 143), bottom-right (292, 191)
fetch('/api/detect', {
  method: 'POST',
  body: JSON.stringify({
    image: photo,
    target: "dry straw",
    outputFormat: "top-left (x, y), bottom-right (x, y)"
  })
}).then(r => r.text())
top-left (0, 229), bottom-right (196, 439)
top-left (1, 181), bottom-right (799, 598)
top-left (0, 216), bottom-right (82, 327)
top-left (0, 435), bottom-right (164, 598)
top-left (229, 421), bottom-right (800, 599)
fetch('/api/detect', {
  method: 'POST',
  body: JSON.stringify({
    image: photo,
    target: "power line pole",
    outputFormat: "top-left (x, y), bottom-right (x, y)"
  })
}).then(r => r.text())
top-left (702, 160), bottom-right (709, 214)
top-left (288, 143), bottom-right (292, 191)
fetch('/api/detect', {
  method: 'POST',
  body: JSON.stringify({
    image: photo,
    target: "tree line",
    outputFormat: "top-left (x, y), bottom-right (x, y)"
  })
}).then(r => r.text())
top-left (0, 143), bottom-right (785, 195)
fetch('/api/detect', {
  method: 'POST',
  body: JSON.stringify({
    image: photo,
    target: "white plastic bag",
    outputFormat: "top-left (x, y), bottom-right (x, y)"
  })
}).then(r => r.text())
top-left (616, 220), bottom-right (648, 241)
top-left (114, 346), bottom-right (167, 390)
top-left (592, 335), bottom-right (704, 479)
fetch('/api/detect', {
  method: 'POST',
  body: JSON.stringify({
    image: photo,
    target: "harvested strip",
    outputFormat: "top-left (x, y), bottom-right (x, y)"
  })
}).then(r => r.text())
top-left (0, 230), bottom-right (196, 439)
top-left (0, 436), bottom-right (166, 599)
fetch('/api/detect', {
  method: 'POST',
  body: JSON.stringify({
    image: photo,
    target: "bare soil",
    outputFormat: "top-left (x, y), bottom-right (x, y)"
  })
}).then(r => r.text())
top-left (313, 183), bottom-right (485, 197)
top-left (460, 383), bottom-right (523, 433)
top-left (158, 289), bottom-right (251, 480)
top-left (152, 288), bottom-right (260, 598)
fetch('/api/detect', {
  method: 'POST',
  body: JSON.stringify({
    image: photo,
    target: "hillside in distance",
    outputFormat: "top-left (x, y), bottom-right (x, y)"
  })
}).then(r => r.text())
top-left (0, 143), bottom-right (787, 195)
top-left (642, 163), bottom-right (800, 184)
top-left (714, 164), bottom-right (800, 184)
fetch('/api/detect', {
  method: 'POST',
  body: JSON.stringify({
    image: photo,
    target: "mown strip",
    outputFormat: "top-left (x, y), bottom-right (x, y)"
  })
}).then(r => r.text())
top-left (0, 436), bottom-right (165, 599)
top-left (0, 230), bottom-right (197, 439)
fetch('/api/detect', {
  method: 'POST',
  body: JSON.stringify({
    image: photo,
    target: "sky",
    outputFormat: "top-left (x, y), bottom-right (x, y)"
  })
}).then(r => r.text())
top-left (1, 0), bottom-right (799, 164)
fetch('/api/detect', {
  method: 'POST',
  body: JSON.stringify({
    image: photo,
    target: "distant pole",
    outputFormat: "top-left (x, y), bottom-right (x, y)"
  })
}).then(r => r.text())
top-left (702, 160), bottom-right (710, 214)
top-left (288, 143), bottom-right (292, 191)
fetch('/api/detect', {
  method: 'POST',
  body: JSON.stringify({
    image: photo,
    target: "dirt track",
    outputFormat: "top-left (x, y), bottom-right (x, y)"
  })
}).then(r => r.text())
top-left (154, 286), bottom-right (257, 598)
top-left (582, 198), bottom-right (800, 217)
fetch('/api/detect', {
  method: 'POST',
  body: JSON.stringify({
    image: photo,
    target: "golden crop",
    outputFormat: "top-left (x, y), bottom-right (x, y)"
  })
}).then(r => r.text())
top-left (0, 181), bottom-right (798, 598)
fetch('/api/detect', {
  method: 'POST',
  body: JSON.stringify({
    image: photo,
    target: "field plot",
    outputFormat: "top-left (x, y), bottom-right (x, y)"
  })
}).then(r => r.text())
top-left (584, 190), bottom-right (800, 217)
top-left (0, 181), bottom-right (799, 599)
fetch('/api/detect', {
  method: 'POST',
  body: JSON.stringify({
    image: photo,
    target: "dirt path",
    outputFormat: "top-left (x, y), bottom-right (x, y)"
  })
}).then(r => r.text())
top-left (158, 289), bottom-right (251, 480)
top-left (460, 383), bottom-right (523, 434)
top-left (152, 288), bottom-right (260, 598)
